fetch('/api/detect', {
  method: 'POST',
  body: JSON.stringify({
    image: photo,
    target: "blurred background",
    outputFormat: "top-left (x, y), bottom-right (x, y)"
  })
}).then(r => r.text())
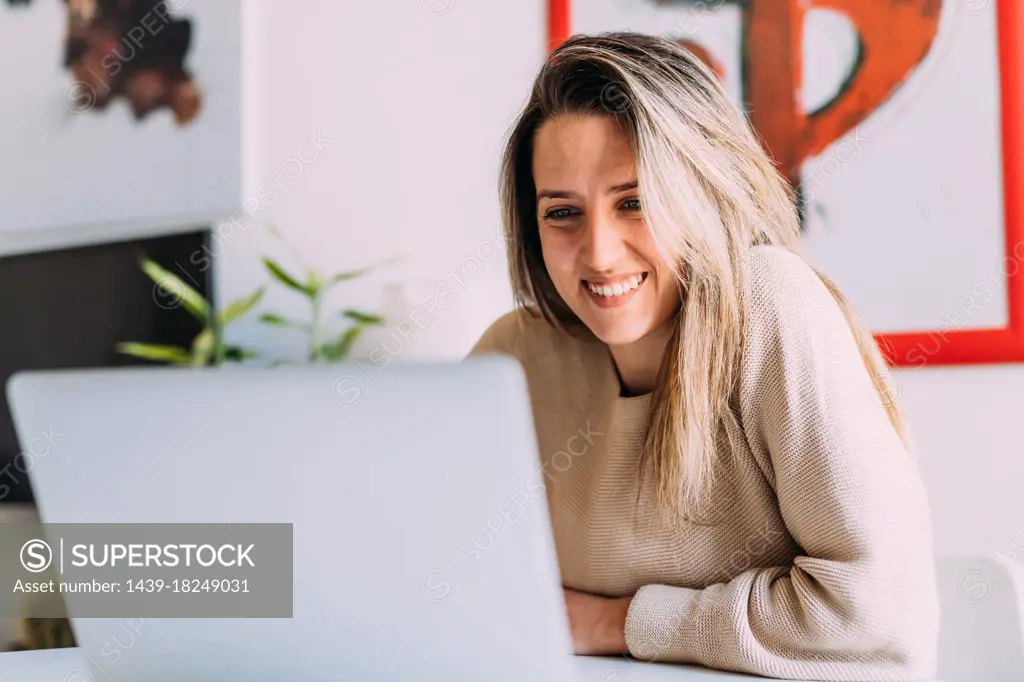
top-left (0, 0), bottom-right (1021, 662)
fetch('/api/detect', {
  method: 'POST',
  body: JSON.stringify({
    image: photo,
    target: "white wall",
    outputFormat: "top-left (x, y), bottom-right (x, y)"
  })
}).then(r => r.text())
top-left (896, 365), bottom-right (1024, 564)
top-left (218, 0), bottom-right (542, 364)
top-left (223, 1), bottom-right (1021, 574)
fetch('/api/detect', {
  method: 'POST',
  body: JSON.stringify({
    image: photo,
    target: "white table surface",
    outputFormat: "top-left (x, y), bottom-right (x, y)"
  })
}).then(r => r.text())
top-left (0, 646), bottom-right (795, 681)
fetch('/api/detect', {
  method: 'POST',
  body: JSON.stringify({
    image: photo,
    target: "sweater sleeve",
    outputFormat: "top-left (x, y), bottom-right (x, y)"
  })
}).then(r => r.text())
top-left (623, 247), bottom-right (940, 681)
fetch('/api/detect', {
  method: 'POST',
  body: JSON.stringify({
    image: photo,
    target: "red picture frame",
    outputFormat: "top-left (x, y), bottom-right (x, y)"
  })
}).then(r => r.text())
top-left (547, 0), bottom-right (1024, 367)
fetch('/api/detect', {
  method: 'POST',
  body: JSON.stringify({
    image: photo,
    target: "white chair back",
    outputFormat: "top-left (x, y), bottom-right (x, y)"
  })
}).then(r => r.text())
top-left (936, 555), bottom-right (1024, 681)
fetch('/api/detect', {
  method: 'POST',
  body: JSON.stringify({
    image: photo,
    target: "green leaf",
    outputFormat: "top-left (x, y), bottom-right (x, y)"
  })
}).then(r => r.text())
top-left (224, 346), bottom-right (260, 362)
top-left (116, 342), bottom-right (192, 365)
top-left (217, 288), bottom-right (265, 325)
top-left (259, 313), bottom-right (310, 330)
top-left (327, 266), bottom-right (374, 284)
top-left (321, 325), bottom-right (364, 362)
top-left (262, 257), bottom-right (313, 297)
top-left (140, 259), bottom-right (210, 323)
top-left (308, 269), bottom-right (323, 292)
top-left (259, 313), bottom-right (289, 326)
top-left (326, 255), bottom-right (400, 285)
top-left (190, 329), bottom-right (214, 366)
top-left (337, 325), bottom-right (365, 358)
top-left (341, 309), bottom-right (385, 325)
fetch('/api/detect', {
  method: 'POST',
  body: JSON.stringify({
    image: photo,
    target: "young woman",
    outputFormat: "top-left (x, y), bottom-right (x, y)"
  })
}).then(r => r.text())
top-left (470, 32), bottom-right (939, 681)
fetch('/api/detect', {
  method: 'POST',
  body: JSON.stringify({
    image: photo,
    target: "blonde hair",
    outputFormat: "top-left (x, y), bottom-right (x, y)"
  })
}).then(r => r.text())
top-left (498, 32), bottom-right (909, 522)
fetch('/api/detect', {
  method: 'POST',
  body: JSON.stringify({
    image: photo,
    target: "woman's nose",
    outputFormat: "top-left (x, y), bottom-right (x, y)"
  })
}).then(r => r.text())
top-left (581, 215), bottom-right (626, 272)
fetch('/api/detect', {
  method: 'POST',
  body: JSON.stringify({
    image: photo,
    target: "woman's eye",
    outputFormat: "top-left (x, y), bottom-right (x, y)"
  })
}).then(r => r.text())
top-left (543, 207), bottom-right (576, 221)
top-left (622, 198), bottom-right (641, 211)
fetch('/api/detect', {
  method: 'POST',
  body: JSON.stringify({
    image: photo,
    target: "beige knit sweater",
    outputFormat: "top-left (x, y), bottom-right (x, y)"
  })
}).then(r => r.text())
top-left (470, 246), bottom-right (940, 681)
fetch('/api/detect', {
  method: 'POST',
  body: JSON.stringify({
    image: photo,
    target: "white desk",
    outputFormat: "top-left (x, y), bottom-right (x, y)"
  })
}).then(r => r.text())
top-left (0, 646), bottom-right (801, 681)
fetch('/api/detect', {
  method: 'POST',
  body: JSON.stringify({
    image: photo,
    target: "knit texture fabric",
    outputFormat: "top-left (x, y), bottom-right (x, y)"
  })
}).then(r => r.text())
top-left (469, 245), bottom-right (940, 681)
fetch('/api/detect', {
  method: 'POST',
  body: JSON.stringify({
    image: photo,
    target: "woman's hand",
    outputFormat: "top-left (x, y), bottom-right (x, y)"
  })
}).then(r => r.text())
top-left (562, 586), bottom-right (633, 655)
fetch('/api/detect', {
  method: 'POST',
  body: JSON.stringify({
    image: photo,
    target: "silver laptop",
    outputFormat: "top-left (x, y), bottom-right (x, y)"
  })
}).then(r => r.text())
top-left (6, 359), bottom-right (575, 682)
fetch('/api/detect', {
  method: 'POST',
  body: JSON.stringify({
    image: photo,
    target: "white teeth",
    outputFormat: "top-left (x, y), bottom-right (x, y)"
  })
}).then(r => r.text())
top-left (587, 273), bottom-right (646, 298)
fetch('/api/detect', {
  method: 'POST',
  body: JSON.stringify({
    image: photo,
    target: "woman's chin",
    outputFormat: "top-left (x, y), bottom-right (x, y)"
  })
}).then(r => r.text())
top-left (578, 313), bottom-right (657, 347)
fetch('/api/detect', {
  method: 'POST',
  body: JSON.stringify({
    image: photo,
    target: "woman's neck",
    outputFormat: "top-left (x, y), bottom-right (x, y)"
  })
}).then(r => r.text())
top-left (607, 318), bottom-right (677, 397)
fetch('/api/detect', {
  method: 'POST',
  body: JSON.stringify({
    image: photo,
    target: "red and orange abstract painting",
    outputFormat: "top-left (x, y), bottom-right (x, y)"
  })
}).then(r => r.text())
top-left (550, 0), bottom-right (1024, 367)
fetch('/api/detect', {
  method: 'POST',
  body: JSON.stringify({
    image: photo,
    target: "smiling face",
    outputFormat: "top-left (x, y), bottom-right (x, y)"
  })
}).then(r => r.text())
top-left (532, 114), bottom-right (681, 347)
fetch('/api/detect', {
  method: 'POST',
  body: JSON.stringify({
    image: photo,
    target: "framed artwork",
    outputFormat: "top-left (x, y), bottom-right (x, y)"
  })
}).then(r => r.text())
top-left (0, 0), bottom-right (241, 258)
top-left (548, 0), bottom-right (1024, 367)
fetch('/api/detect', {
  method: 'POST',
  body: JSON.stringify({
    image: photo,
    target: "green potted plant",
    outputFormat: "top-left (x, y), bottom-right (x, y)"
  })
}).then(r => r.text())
top-left (117, 258), bottom-right (263, 366)
top-left (117, 225), bottom-right (391, 366)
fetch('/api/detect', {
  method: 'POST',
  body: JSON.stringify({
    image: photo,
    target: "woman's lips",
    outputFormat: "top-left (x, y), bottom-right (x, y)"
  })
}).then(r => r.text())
top-left (581, 272), bottom-right (648, 308)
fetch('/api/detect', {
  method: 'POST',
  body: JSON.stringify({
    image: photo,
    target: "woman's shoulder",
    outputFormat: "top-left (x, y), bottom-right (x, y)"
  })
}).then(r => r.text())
top-left (744, 244), bottom-right (843, 324)
top-left (746, 244), bottom-right (827, 295)
top-left (468, 306), bottom-right (578, 368)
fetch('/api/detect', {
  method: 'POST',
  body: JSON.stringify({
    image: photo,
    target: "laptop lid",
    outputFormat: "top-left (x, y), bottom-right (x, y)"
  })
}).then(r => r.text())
top-left (6, 359), bottom-right (574, 682)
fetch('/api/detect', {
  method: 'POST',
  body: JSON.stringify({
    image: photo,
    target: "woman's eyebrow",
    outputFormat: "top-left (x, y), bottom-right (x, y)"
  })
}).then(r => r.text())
top-left (536, 181), bottom-right (638, 201)
top-left (536, 189), bottom-right (576, 200)
top-left (606, 181), bottom-right (638, 193)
